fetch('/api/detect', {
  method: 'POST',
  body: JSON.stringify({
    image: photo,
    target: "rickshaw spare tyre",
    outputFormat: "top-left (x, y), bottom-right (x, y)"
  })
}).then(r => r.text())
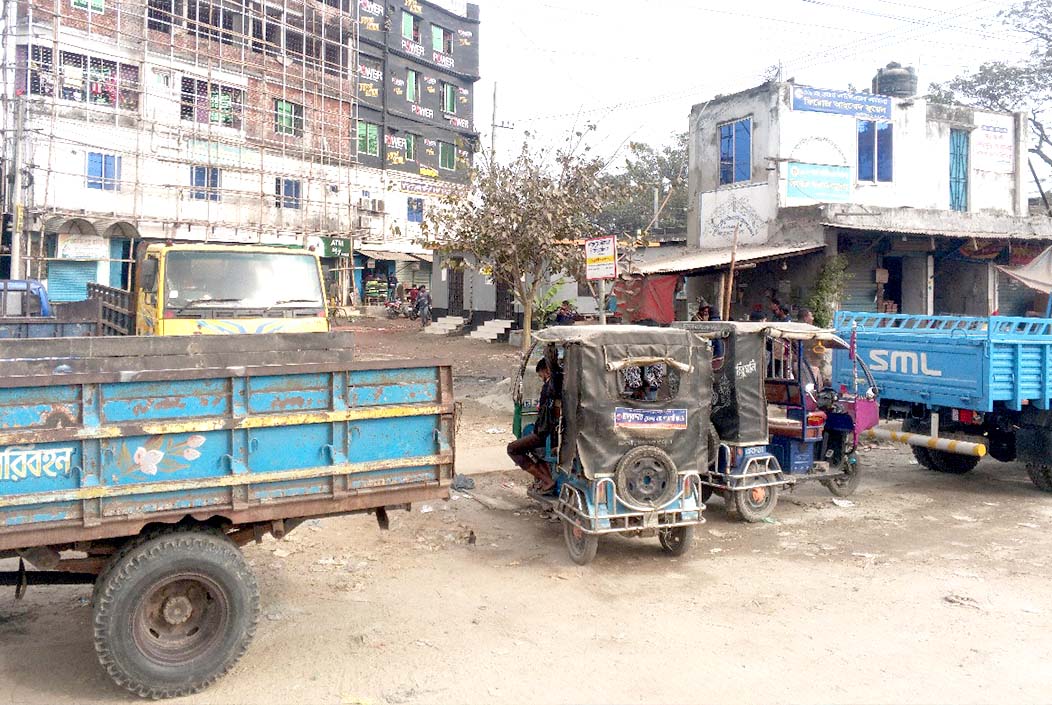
top-left (615, 446), bottom-right (679, 509)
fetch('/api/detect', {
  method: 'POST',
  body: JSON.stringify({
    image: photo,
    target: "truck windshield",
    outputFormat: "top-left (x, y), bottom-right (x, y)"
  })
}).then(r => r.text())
top-left (164, 251), bottom-right (324, 313)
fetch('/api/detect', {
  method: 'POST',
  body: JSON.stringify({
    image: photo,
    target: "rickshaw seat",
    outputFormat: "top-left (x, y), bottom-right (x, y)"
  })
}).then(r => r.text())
top-left (765, 381), bottom-right (818, 410)
top-left (768, 408), bottom-right (827, 439)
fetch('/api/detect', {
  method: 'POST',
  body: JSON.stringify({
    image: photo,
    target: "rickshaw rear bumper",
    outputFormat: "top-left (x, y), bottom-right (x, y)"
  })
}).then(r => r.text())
top-left (553, 474), bottom-right (706, 536)
top-left (704, 452), bottom-right (786, 491)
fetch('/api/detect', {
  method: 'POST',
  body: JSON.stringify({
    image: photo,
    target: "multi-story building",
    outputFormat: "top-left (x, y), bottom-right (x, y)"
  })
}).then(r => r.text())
top-left (350, 0), bottom-right (478, 295)
top-left (642, 63), bottom-right (1052, 319)
top-left (0, 0), bottom-right (479, 303)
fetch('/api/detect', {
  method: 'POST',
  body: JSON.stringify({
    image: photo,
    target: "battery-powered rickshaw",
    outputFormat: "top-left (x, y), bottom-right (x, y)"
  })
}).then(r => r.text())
top-left (513, 326), bottom-right (713, 564)
top-left (676, 321), bottom-right (879, 522)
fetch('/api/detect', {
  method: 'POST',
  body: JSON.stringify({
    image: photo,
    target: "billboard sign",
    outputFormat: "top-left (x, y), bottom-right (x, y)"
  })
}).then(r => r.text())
top-left (585, 236), bottom-right (617, 280)
top-left (792, 86), bottom-right (891, 120)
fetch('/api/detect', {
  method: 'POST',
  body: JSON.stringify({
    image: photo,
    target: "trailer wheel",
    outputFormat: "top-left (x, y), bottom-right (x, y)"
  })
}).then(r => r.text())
top-left (658, 526), bottom-right (694, 556)
top-left (733, 483), bottom-right (778, 523)
top-left (1026, 464), bottom-right (1052, 492)
top-left (93, 528), bottom-right (259, 699)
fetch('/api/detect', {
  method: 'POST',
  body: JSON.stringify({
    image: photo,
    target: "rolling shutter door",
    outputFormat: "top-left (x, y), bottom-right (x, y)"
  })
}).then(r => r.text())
top-left (840, 256), bottom-right (878, 313)
top-left (47, 261), bottom-right (96, 302)
top-left (997, 269), bottom-right (1037, 317)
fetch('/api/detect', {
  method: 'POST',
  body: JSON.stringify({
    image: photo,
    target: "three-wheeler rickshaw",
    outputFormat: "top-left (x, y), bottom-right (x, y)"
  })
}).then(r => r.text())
top-left (677, 321), bottom-right (879, 522)
top-left (513, 326), bottom-right (713, 564)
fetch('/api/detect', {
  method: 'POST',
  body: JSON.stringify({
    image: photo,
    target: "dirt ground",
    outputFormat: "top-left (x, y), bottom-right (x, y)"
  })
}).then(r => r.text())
top-left (2, 319), bottom-right (1052, 705)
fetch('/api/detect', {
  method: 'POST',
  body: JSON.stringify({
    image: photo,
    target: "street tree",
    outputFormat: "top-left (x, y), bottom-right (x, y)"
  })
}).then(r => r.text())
top-left (598, 132), bottom-right (689, 237)
top-left (423, 129), bottom-right (615, 350)
top-left (930, 1), bottom-right (1052, 169)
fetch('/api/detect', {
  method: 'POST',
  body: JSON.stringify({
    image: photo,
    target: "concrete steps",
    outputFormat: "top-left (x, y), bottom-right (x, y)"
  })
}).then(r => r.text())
top-left (468, 318), bottom-right (514, 342)
top-left (424, 315), bottom-right (467, 335)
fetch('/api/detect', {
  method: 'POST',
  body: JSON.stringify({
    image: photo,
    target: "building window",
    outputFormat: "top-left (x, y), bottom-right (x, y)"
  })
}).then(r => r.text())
top-left (274, 177), bottom-right (301, 209)
top-left (357, 121), bottom-right (379, 156)
top-left (950, 128), bottom-right (969, 212)
top-left (274, 99), bottom-right (304, 136)
top-left (441, 82), bottom-right (456, 114)
top-left (857, 119), bottom-right (893, 182)
top-left (406, 69), bottom-right (419, 103)
top-left (439, 141), bottom-right (455, 170)
top-left (407, 197), bottom-right (424, 223)
top-left (27, 48), bottom-right (140, 110)
top-left (191, 166), bottom-right (221, 201)
top-left (432, 24), bottom-right (453, 54)
top-left (405, 133), bottom-right (417, 161)
top-left (87, 152), bottom-right (121, 191)
top-left (718, 117), bottom-right (751, 185)
top-left (180, 77), bottom-right (243, 129)
top-left (401, 11), bottom-right (420, 42)
top-left (27, 46), bottom-right (53, 96)
top-left (146, 0), bottom-right (174, 32)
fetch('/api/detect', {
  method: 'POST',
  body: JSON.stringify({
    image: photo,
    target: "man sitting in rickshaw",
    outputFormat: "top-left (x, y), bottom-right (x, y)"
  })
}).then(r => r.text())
top-left (506, 358), bottom-right (560, 496)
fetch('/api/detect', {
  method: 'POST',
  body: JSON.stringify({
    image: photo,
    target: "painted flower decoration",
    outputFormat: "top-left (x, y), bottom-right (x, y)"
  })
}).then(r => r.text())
top-left (133, 447), bottom-right (165, 475)
top-left (186, 435), bottom-right (206, 448)
top-left (182, 448), bottom-right (201, 461)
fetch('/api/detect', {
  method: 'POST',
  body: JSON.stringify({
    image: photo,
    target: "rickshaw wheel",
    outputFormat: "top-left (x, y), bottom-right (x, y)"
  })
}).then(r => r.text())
top-left (615, 446), bottom-right (678, 509)
top-left (733, 483), bottom-right (779, 523)
top-left (658, 526), bottom-right (694, 556)
top-left (821, 455), bottom-right (862, 497)
top-left (563, 520), bottom-right (599, 566)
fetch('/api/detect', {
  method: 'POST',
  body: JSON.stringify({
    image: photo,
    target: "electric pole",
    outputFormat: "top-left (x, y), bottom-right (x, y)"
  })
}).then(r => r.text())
top-left (489, 82), bottom-right (514, 166)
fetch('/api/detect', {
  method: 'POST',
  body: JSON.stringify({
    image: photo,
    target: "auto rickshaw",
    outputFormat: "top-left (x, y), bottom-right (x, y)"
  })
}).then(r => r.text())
top-left (676, 321), bottom-right (879, 522)
top-left (513, 326), bottom-right (713, 564)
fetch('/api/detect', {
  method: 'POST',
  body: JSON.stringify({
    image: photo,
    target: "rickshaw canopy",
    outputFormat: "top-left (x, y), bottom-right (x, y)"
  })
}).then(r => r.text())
top-left (530, 325), bottom-right (713, 479)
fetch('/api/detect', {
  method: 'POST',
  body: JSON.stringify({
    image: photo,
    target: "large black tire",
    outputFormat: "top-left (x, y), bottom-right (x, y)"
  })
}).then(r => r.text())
top-left (927, 450), bottom-right (981, 475)
top-left (1026, 464), bottom-right (1052, 492)
top-left (615, 445), bottom-right (678, 509)
top-left (902, 417), bottom-right (937, 469)
top-left (733, 483), bottom-right (779, 523)
top-left (658, 526), bottom-right (694, 557)
top-left (562, 519), bottom-right (599, 566)
top-left (93, 529), bottom-right (260, 699)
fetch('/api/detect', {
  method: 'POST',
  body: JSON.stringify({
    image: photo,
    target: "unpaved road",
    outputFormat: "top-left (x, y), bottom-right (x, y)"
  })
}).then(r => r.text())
top-left (3, 322), bottom-right (1052, 704)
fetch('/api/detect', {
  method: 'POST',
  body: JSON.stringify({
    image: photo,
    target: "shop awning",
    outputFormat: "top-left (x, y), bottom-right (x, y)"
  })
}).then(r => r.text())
top-left (41, 216), bottom-right (97, 236)
top-left (997, 245), bottom-right (1052, 294)
top-left (636, 243), bottom-right (825, 275)
top-left (93, 219), bottom-right (140, 239)
top-left (357, 249), bottom-right (428, 262)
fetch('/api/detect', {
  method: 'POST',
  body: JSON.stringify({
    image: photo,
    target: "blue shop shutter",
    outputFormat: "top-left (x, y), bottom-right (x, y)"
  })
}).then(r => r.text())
top-left (48, 261), bottom-right (97, 302)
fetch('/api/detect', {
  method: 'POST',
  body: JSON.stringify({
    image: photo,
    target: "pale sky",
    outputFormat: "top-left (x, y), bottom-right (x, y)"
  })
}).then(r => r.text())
top-left (471, 0), bottom-right (1032, 167)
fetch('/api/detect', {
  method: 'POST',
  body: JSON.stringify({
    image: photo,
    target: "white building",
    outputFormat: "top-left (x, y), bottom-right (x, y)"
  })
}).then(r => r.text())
top-left (647, 64), bottom-right (1052, 319)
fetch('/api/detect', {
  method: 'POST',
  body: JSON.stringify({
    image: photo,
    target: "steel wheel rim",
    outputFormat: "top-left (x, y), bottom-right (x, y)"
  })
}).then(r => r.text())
top-left (748, 485), bottom-right (768, 505)
top-left (133, 572), bottom-right (230, 666)
top-left (622, 456), bottom-right (673, 506)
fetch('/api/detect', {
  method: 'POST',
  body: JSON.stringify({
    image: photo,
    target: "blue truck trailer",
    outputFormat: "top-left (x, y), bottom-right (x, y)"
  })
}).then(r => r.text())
top-left (0, 332), bottom-right (454, 697)
top-left (833, 311), bottom-right (1052, 491)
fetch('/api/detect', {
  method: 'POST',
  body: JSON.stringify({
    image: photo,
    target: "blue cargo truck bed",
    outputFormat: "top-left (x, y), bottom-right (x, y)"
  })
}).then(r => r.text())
top-left (833, 311), bottom-right (1052, 492)
top-left (0, 332), bottom-right (454, 698)
top-left (834, 311), bottom-right (1052, 412)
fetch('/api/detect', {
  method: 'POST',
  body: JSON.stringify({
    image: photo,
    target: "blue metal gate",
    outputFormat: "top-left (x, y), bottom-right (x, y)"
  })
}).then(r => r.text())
top-left (950, 129), bottom-right (969, 212)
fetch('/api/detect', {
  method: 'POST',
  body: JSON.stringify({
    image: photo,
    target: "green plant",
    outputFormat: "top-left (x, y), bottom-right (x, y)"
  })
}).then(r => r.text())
top-left (532, 279), bottom-right (567, 329)
top-left (806, 255), bottom-right (850, 328)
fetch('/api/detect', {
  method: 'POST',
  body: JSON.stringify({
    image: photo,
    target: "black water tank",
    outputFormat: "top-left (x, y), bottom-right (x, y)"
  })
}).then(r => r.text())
top-left (872, 62), bottom-right (918, 98)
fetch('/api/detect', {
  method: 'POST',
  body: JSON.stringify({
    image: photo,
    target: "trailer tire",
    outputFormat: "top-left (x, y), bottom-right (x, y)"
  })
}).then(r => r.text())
top-left (733, 483), bottom-right (779, 523)
top-left (1026, 464), bottom-right (1052, 492)
top-left (928, 450), bottom-right (981, 475)
top-left (93, 528), bottom-right (259, 699)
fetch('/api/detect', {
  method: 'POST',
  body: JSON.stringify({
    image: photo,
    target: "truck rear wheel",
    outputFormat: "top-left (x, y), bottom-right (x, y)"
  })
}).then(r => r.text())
top-left (93, 529), bottom-right (259, 699)
top-left (927, 450), bottom-right (981, 475)
top-left (1026, 464), bottom-right (1052, 492)
top-left (902, 417), bottom-right (937, 469)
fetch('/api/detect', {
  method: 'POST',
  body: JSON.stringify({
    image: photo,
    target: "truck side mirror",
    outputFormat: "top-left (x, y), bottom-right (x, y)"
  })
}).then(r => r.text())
top-left (140, 258), bottom-right (158, 293)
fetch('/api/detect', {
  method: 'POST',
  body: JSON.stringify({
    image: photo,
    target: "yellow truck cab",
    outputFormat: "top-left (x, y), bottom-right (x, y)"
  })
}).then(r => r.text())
top-left (135, 243), bottom-right (330, 336)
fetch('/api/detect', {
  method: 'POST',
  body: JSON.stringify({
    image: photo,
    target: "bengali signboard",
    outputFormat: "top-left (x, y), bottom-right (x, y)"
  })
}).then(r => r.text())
top-left (613, 407), bottom-right (688, 430)
top-left (972, 119), bottom-right (1014, 173)
top-left (792, 86), bottom-right (891, 120)
top-left (786, 162), bottom-right (851, 204)
top-left (57, 233), bottom-right (108, 260)
top-left (585, 236), bottom-right (617, 280)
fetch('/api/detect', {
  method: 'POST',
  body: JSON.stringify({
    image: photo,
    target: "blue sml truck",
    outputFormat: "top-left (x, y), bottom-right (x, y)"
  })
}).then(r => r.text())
top-left (0, 332), bottom-right (454, 698)
top-left (833, 311), bottom-right (1052, 492)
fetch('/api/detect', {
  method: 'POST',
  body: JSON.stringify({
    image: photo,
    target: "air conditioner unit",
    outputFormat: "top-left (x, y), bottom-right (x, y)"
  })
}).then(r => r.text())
top-left (372, 199), bottom-right (385, 213)
top-left (357, 215), bottom-right (372, 229)
top-left (357, 197), bottom-right (372, 210)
